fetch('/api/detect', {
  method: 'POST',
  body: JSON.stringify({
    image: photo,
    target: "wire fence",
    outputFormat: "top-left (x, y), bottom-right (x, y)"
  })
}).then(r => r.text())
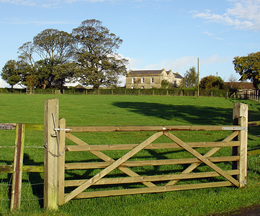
top-left (0, 144), bottom-right (44, 214)
top-left (0, 173), bottom-right (44, 214)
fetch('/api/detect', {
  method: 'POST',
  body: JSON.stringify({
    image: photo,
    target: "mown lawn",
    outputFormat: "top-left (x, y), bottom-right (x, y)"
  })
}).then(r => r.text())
top-left (0, 94), bottom-right (259, 216)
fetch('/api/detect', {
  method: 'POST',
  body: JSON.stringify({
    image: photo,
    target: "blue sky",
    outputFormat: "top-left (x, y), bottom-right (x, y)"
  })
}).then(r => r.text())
top-left (0, 0), bottom-right (260, 87)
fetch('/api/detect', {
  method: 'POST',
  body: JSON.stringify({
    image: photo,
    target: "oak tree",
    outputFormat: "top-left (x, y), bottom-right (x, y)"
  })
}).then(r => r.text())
top-left (72, 19), bottom-right (128, 89)
top-left (15, 29), bottom-right (74, 88)
top-left (233, 52), bottom-right (260, 89)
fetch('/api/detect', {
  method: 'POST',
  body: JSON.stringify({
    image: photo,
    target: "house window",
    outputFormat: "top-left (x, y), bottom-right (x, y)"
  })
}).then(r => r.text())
top-left (151, 78), bottom-right (154, 83)
top-left (132, 78), bottom-right (135, 84)
top-left (141, 78), bottom-right (145, 83)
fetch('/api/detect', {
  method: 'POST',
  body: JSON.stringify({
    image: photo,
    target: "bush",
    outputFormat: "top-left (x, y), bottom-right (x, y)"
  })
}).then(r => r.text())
top-left (200, 75), bottom-right (225, 90)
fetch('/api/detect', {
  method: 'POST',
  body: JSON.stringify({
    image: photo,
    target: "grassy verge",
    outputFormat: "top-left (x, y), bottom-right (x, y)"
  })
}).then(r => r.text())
top-left (0, 94), bottom-right (259, 216)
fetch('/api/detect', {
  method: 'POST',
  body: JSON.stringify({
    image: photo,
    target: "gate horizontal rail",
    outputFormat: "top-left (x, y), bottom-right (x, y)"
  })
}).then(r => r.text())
top-left (65, 125), bottom-right (246, 132)
top-left (58, 121), bottom-right (246, 205)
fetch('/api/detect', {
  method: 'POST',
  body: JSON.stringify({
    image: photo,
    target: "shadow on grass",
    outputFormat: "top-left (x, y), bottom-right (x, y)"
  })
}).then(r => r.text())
top-left (113, 102), bottom-right (233, 125)
top-left (23, 154), bottom-right (44, 208)
top-left (113, 101), bottom-right (260, 135)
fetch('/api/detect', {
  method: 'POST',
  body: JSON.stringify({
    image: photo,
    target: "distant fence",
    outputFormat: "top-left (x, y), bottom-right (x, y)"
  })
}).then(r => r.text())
top-left (0, 88), bottom-right (228, 97)
top-left (231, 89), bottom-right (260, 102)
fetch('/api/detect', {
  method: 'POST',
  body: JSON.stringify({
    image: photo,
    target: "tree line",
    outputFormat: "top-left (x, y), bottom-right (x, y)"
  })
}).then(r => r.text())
top-left (1, 18), bottom-right (259, 91)
top-left (181, 67), bottom-right (225, 90)
top-left (1, 19), bottom-right (128, 89)
top-left (181, 51), bottom-right (260, 90)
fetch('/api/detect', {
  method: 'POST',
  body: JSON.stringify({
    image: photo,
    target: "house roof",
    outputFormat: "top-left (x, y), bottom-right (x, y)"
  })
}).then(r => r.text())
top-left (173, 73), bottom-right (183, 79)
top-left (128, 70), bottom-right (183, 79)
top-left (224, 82), bottom-right (256, 89)
top-left (128, 70), bottom-right (164, 75)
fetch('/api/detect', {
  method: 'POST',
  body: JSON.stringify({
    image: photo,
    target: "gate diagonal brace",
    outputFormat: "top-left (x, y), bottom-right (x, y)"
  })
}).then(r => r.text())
top-left (64, 131), bottom-right (163, 203)
top-left (164, 131), bottom-right (239, 187)
top-left (166, 131), bottom-right (239, 186)
top-left (65, 133), bottom-right (156, 188)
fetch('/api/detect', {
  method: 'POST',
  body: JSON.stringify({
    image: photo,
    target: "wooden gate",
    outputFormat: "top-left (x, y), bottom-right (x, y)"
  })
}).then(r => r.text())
top-left (44, 99), bottom-right (248, 209)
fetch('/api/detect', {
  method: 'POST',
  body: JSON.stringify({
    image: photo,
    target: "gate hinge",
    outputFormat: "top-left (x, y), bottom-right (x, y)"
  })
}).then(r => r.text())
top-left (54, 128), bottom-right (72, 132)
top-left (222, 127), bottom-right (247, 131)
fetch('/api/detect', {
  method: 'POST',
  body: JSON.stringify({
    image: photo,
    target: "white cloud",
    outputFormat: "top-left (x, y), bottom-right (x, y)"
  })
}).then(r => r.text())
top-left (200, 55), bottom-right (232, 65)
top-left (203, 31), bottom-right (224, 40)
top-left (203, 31), bottom-right (214, 36)
top-left (127, 58), bottom-right (144, 70)
top-left (143, 56), bottom-right (198, 73)
top-left (194, 0), bottom-right (260, 31)
top-left (0, 78), bottom-right (9, 88)
top-left (130, 55), bottom-right (232, 76)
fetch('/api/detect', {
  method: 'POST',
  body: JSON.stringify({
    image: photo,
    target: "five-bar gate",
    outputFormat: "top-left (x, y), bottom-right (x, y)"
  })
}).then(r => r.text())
top-left (44, 99), bottom-right (248, 210)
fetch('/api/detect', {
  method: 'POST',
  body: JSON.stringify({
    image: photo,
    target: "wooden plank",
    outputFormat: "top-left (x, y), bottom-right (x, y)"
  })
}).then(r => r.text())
top-left (64, 156), bottom-right (240, 170)
top-left (25, 124), bottom-right (44, 131)
top-left (238, 116), bottom-right (247, 187)
top-left (44, 98), bottom-right (59, 210)
top-left (58, 118), bottom-right (66, 206)
top-left (248, 121), bottom-right (260, 127)
top-left (233, 103), bottom-right (248, 188)
top-left (0, 123), bottom-right (16, 130)
top-left (248, 149), bottom-right (260, 156)
top-left (0, 165), bottom-right (44, 173)
top-left (10, 123), bottom-right (25, 211)
top-left (64, 170), bottom-right (239, 187)
top-left (164, 131), bottom-right (240, 187)
top-left (66, 141), bottom-right (240, 152)
top-left (23, 165), bottom-right (44, 172)
top-left (0, 165), bottom-right (13, 173)
top-left (66, 125), bottom-right (227, 133)
top-left (0, 123), bottom-right (43, 130)
top-left (65, 133), bottom-right (156, 188)
top-left (71, 181), bottom-right (233, 199)
top-left (166, 131), bottom-right (239, 186)
top-left (64, 131), bottom-right (163, 203)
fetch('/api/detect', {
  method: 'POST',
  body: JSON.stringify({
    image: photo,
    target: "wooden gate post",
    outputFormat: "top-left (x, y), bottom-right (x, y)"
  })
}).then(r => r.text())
top-left (10, 123), bottom-right (25, 211)
top-left (233, 103), bottom-right (248, 188)
top-left (44, 98), bottom-right (59, 210)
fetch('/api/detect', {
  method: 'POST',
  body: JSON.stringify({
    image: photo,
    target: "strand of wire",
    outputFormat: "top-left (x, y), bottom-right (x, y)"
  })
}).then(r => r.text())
top-left (0, 146), bottom-right (44, 148)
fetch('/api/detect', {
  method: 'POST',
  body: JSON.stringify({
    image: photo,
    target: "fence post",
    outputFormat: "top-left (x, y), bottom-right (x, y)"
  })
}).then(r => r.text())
top-left (10, 123), bottom-right (25, 211)
top-left (233, 103), bottom-right (248, 188)
top-left (44, 98), bottom-right (59, 210)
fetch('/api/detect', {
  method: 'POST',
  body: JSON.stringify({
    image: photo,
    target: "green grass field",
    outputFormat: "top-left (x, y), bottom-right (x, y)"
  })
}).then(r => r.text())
top-left (0, 94), bottom-right (260, 216)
